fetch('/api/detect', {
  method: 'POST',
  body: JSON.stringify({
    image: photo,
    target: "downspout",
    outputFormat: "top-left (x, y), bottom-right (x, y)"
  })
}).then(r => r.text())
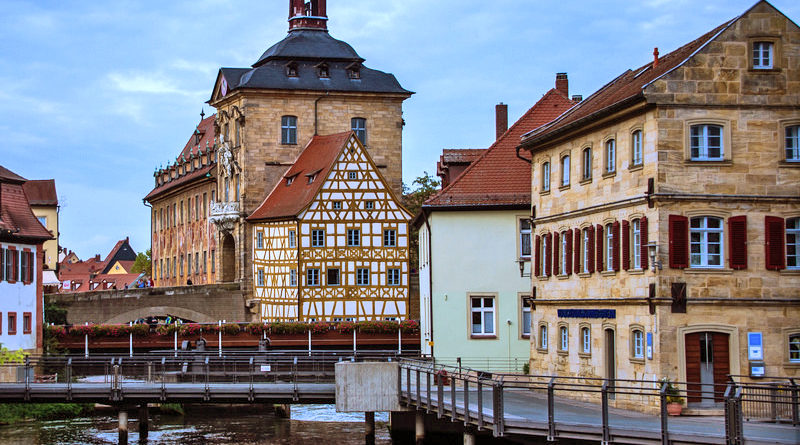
top-left (314, 92), bottom-right (330, 136)
top-left (422, 208), bottom-right (434, 357)
top-left (516, 145), bottom-right (532, 164)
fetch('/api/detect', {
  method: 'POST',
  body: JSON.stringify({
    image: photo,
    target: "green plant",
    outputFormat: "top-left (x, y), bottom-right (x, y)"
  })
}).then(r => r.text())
top-left (310, 322), bottom-right (332, 335)
top-left (44, 325), bottom-right (67, 339)
top-left (269, 322), bottom-right (308, 335)
top-left (179, 324), bottom-right (203, 337)
top-left (661, 378), bottom-right (684, 404)
top-left (246, 322), bottom-right (267, 335)
top-left (522, 362), bottom-right (530, 375)
top-left (400, 319), bottom-right (420, 334)
top-left (0, 347), bottom-right (26, 365)
top-left (337, 321), bottom-right (357, 334)
top-left (222, 323), bottom-right (241, 335)
top-left (69, 324), bottom-right (95, 337)
top-left (129, 324), bottom-right (151, 337)
top-left (156, 324), bottom-right (180, 336)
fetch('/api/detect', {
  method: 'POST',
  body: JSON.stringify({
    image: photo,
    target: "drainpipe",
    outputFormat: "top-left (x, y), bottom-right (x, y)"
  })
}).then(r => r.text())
top-left (314, 92), bottom-right (330, 136)
top-left (516, 145), bottom-right (532, 164)
top-left (422, 208), bottom-right (434, 357)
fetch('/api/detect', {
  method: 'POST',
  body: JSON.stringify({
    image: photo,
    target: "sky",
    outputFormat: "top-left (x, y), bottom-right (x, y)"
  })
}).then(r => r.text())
top-left (0, 0), bottom-right (797, 259)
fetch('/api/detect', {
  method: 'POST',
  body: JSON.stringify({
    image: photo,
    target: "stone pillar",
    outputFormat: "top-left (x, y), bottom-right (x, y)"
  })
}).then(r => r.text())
top-left (464, 427), bottom-right (476, 445)
top-left (118, 408), bottom-right (128, 445)
top-left (414, 411), bottom-right (424, 445)
top-left (274, 404), bottom-right (291, 418)
top-left (365, 411), bottom-right (375, 445)
top-left (138, 404), bottom-right (149, 440)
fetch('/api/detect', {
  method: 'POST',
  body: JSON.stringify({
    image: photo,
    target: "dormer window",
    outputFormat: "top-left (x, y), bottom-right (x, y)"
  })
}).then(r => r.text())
top-left (346, 63), bottom-right (361, 79)
top-left (285, 61), bottom-right (299, 77)
top-left (307, 173), bottom-right (316, 184)
top-left (285, 176), bottom-right (295, 186)
top-left (316, 63), bottom-right (330, 79)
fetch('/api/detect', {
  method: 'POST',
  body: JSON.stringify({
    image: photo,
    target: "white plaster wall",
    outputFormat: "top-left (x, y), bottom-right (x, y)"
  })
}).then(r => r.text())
top-left (0, 242), bottom-right (38, 351)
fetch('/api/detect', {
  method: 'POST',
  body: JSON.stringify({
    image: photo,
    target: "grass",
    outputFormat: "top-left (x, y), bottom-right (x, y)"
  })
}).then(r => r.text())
top-left (0, 403), bottom-right (94, 424)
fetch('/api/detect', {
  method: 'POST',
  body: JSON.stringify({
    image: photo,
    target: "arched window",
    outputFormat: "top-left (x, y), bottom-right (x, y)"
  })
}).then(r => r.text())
top-left (559, 325), bottom-right (569, 352)
top-left (541, 162), bottom-right (551, 192)
top-left (582, 147), bottom-right (592, 180)
top-left (631, 130), bottom-right (643, 166)
top-left (690, 216), bottom-right (723, 268)
top-left (561, 155), bottom-right (570, 187)
top-left (632, 329), bottom-right (644, 359)
top-left (539, 324), bottom-right (548, 350)
top-left (581, 326), bottom-right (591, 354)
top-left (605, 139), bottom-right (616, 173)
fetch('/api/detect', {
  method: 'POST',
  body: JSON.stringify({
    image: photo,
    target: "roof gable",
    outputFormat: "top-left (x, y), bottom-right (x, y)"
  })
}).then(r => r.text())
top-left (0, 166), bottom-right (52, 241)
top-left (22, 179), bottom-right (57, 206)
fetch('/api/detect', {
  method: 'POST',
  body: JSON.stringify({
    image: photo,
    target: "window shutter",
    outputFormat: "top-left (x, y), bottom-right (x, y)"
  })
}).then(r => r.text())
top-left (588, 226), bottom-right (595, 273)
top-left (728, 215), bottom-right (747, 270)
top-left (595, 224), bottom-right (604, 272)
top-left (573, 229), bottom-right (581, 275)
top-left (545, 234), bottom-right (552, 277)
top-left (612, 221), bottom-right (621, 271)
top-left (640, 216), bottom-right (649, 270)
top-left (0, 247), bottom-right (4, 282)
top-left (764, 216), bottom-right (786, 270)
top-left (669, 215), bottom-right (689, 269)
top-left (27, 252), bottom-right (34, 283)
top-left (622, 220), bottom-right (630, 271)
top-left (534, 235), bottom-right (541, 277)
top-left (566, 229), bottom-right (573, 275)
top-left (553, 232), bottom-right (560, 275)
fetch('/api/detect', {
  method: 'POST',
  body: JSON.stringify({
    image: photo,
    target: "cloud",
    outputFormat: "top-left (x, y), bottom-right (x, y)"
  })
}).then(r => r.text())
top-left (107, 71), bottom-right (205, 97)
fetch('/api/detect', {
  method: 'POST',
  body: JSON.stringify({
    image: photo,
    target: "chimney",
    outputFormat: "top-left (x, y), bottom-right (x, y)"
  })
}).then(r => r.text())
top-left (495, 103), bottom-right (508, 140)
top-left (572, 95), bottom-right (583, 102)
top-left (653, 47), bottom-right (659, 67)
top-left (555, 73), bottom-right (568, 97)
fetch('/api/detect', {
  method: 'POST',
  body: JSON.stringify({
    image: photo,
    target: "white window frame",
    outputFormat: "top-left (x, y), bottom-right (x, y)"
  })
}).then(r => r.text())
top-left (470, 296), bottom-right (495, 337)
top-left (521, 297), bottom-right (531, 337)
top-left (582, 147), bottom-right (592, 180)
top-left (786, 125), bottom-right (799, 162)
top-left (787, 218), bottom-right (800, 270)
top-left (383, 229), bottom-right (396, 247)
top-left (581, 326), bottom-right (591, 354)
top-left (752, 41), bottom-right (773, 69)
top-left (633, 330), bottom-right (644, 359)
top-left (351, 117), bottom-right (367, 145)
top-left (519, 219), bottom-right (532, 258)
top-left (539, 324), bottom-right (548, 349)
top-left (690, 124), bottom-right (724, 161)
top-left (632, 219), bottom-right (641, 269)
top-left (582, 228), bottom-right (590, 274)
top-left (347, 229), bottom-right (361, 247)
top-left (311, 229), bottom-right (325, 247)
top-left (540, 234), bottom-right (548, 276)
top-left (356, 268), bottom-right (370, 286)
top-left (606, 223), bottom-right (614, 272)
top-left (559, 325), bottom-right (569, 352)
top-left (256, 232), bottom-right (264, 249)
top-left (690, 216), bottom-right (724, 268)
top-left (542, 162), bottom-right (550, 192)
top-left (560, 231), bottom-right (568, 275)
top-left (605, 139), bottom-right (616, 173)
top-left (306, 268), bottom-right (320, 286)
top-left (790, 334), bottom-right (800, 363)
top-left (288, 230), bottom-right (296, 248)
top-left (632, 130), bottom-right (643, 166)
top-left (561, 155), bottom-right (570, 187)
top-left (289, 269), bottom-right (297, 286)
top-left (387, 268), bottom-right (400, 286)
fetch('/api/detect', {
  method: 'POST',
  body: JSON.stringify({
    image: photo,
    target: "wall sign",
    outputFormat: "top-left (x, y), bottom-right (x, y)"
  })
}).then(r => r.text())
top-left (557, 309), bottom-right (616, 319)
top-left (646, 332), bottom-right (653, 360)
top-left (747, 332), bottom-right (763, 361)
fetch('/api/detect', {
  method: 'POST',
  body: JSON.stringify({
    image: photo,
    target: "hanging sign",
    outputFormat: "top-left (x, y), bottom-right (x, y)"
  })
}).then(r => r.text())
top-left (748, 332), bottom-right (763, 361)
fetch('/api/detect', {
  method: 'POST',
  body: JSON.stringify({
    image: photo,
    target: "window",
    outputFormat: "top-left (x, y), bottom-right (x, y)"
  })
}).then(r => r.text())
top-left (787, 218), bottom-right (800, 269)
top-left (632, 329), bottom-right (645, 359)
top-left (37, 216), bottom-right (47, 227)
top-left (351, 118), bottom-right (367, 145)
top-left (180, 201), bottom-right (184, 224)
top-left (285, 61), bottom-right (298, 77)
top-left (470, 296), bottom-right (495, 336)
top-left (180, 256), bottom-right (184, 276)
top-left (224, 177), bottom-right (230, 202)
top-left (290, 269), bottom-right (297, 286)
top-left (559, 325), bottom-right (569, 352)
top-left (632, 219), bottom-right (642, 269)
top-left (582, 147), bottom-right (592, 180)
top-left (235, 175), bottom-right (240, 202)
top-left (752, 41), bottom-right (773, 69)
top-left (605, 139), bottom-right (616, 174)
top-left (365, 201), bottom-right (374, 210)
top-left (560, 155), bottom-right (570, 187)
top-left (519, 219), bottom-right (531, 258)
top-left (281, 116), bottom-right (297, 144)
top-left (256, 232), bottom-right (264, 249)
top-left (257, 269), bottom-right (265, 286)
top-left (384, 229), bottom-right (396, 247)
top-left (790, 334), bottom-right (800, 362)
top-left (203, 193), bottom-right (207, 218)
top-left (521, 297), bottom-right (531, 337)
top-left (582, 228), bottom-right (591, 274)
top-left (289, 230), bottom-right (296, 248)
top-left (632, 130), bottom-right (643, 166)
top-left (786, 125), bottom-right (799, 162)
top-left (560, 231), bottom-right (568, 275)
top-left (332, 201), bottom-right (342, 210)
top-left (327, 268), bottom-right (340, 286)
top-left (317, 63), bottom-right (329, 78)
top-left (23, 312), bottom-right (31, 334)
top-left (186, 253), bottom-right (191, 275)
top-left (541, 162), bottom-right (550, 192)
top-left (581, 326), bottom-right (591, 354)
top-left (538, 324), bottom-right (548, 350)
top-left (8, 313), bottom-right (16, 335)
top-left (356, 268), bottom-right (370, 286)
top-left (210, 250), bottom-right (215, 273)
top-left (203, 251), bottom-right (207, 273)
top-left (306, 268), bottom-right (320, 286)
top-left (195, 195), bottom-right (200, 221)
top-left (387, 268), bottom-right (400, 286)
top-left (690, 217), bottom-right (723, 268)
top-left (690, 124), bottom-right (723, 160)
top-left (606, 223), bottom-right (614, 271)
top-left (348, 171), bottom-right (358, 180)
top-left (166, 259), bottom-right (170, 278)
top-left (311, 229), bottom-right (325, 247)
top-left (347, 229), bottom-right (360, 246)
top-left (307, 174), bottom-right (316, 184)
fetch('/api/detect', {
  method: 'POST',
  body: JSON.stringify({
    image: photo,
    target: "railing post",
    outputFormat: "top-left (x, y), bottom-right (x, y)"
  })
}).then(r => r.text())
top-left (601, 381), bottom-right (610, 444)
top-left (477, 378), bottom-right (484, 430)
top-left (24, 355), bottom-right (30, 401)
top-left (791, 379), bottom-right (799, 427)
top-left (734, 386), bottom-right (744, 445)
top-left (659, 381), bottom-right (669, 445)
top-left (426, 369), bottom-right (432, 413)
top-left (492, 381), bottom-right (504, 437)
top-left (415, 369), bottom-right (421, 408)
top-left (463, 378), bottom-right (470, 426)
top-left (451, 373), bottom-right (457, 420)
top-left (406, 367), bottom-right (411, 404)
top-left (437, 370), bottom-right (444, 419)
top-left (66, 358), bottom-right (73, 401)
top-left (547, 377), bottom-right (556, 442)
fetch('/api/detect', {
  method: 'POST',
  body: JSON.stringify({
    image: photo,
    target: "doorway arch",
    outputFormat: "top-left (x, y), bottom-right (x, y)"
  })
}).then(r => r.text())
top-left (221, 232), bottom-right (236, 283)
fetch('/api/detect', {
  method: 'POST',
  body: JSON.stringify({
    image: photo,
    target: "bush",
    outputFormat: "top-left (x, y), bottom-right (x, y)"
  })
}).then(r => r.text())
top-left (400, 319), bottom-right (420, 334)
top-left (44, 325), bottom-right (67, 339)
top-left (129, 324), bottom-right (151, 337)
top-left (246, 322), bottom-right (267, 335)
top-left (269, 322), bottom-right (308, 335)
top-left (0, 403), bottom-right (93, 424)
top-left (356, 320), bottom-right (400, 334)
top-left (310, 322), bottom-right (332, 335)
top-left (222, 323), bottom-right (241, 335)
top-left (337, 321), bottom-right (357, 334)
top-left (661, 378), bottom-right (684, 405)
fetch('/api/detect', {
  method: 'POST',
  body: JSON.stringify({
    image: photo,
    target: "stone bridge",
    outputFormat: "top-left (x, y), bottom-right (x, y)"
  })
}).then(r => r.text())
top-left (46, 283), bottom-right (256, 325)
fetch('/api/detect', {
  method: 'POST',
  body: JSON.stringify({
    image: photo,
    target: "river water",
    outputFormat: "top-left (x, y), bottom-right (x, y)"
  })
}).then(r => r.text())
top-left (0, 405), bottom-right (394, 444)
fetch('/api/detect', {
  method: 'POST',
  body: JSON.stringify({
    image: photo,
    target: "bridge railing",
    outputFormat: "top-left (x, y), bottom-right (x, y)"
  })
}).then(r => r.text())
top-left (397, 358), bottom-right (799, 444)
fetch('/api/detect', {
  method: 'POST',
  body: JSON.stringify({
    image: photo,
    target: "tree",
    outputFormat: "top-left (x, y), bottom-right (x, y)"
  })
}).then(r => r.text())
top-left (402, 172), bottom-right (440, 272)
top-left (131, 249), bottom-right (152, 276)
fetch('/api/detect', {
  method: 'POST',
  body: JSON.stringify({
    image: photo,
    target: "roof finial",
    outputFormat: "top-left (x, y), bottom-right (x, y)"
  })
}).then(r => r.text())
top-left (200, 108), bottom-right (205, 121)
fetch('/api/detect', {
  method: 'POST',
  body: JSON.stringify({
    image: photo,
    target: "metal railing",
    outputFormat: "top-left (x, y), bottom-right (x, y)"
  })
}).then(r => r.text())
top-left (729, 375), bottom-right (798, 425)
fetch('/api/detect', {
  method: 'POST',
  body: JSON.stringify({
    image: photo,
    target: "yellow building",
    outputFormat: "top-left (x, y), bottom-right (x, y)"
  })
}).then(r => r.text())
top-left (519, 1), bottom-right (799, 411)
top-left (22, 180), bottom-right (58, 272)
top-left (248, 132), bottom-right (411, 321)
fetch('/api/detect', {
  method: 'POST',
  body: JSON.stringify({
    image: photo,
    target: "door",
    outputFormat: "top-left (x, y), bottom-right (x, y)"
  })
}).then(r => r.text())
top-left (685, 332), bottom-right (730, 404)
top-left (605, 328), bottom-right (616, 397)
top-left (221, 233), bottom-right (236, 283)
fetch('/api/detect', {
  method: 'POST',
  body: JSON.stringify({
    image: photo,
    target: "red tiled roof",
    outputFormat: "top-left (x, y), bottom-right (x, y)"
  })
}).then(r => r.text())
top-left (247, 132), bottom-right (353, 221)
top-left (0, 165), bottom-right (53, 241)
top-left (424, 89), bottom-right (576, 208)
top-left (521, 19), bottom-right (734, 147)
top-left (144, 164), bottom-right (214, 201)
top-left (71, 273), bottom-right (143, 292)
top-left (179, 114), bottom-right (216, 160)
top-left (440, 149), bottom-right (486, 165)
top-left (23, 179), bottom-right (58, 206)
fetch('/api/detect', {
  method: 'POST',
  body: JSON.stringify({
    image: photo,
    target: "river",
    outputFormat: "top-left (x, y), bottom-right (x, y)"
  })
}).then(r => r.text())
top-left (0, 405), bottom-right (395, 444)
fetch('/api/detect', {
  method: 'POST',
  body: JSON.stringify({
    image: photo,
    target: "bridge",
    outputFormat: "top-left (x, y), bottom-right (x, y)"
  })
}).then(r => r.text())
top-left (46, 283), bottom-right (252, 325)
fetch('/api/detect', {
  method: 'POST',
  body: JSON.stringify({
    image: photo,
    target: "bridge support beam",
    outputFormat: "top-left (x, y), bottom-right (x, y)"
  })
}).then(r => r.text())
top-left (139, 404), bottom-right (149, 440)
top-left (463, 427), bottom-right (476, 445)
top-left (415, 411), bottom-right (425, 445)
top-left (118, 408), bottom-right (128, 445)
top-left (365, 411), bottom-right (375, 445)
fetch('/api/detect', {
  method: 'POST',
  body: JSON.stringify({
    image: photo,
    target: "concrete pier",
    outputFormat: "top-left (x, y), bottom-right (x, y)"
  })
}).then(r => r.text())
top-left (365, 411), bottom-right (375, 445)
top-left (118, 408), bottom-right (128, 444)
top-left (415, 411), bottom-right (424, 445)
top-left (463, 427), bottom-right (476, 445)
top-left (274, 404), bottom-right (291, 418)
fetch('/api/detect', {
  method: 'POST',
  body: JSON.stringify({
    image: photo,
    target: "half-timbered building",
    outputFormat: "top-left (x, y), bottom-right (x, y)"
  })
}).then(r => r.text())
top-left (248, 132), bottom-right (412, 321)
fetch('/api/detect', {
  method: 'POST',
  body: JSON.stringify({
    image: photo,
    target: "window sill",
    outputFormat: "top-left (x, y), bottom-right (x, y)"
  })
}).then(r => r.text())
top-left (470, 334), bottom-right (497, 340)
top-left (558, 184), bottom-right (571, 191)
top-left (685, 268), bottom-right (733, 275)
top-left (540, 190), bottom-right (551, 196)
top-left (536, 275), bottom-right (551, 281)
top-left (629, 357), bottom-right (645, 365)
top-left (602, 171), bottom-right (616, 179)
top-left (683, 160), bottom-right (732, 166)
top-left (578, 352), bottom-right (592, 359)
top-left (577, 272), bottom-right (592, 278)
top-left (557, 350), bottom-right (569, 356)
top-left (780, 269), bottom-right (800, 275)
top-left (556, 274), bottom-right (571, 280)
top-left (521, 334), bottom-right (531, 340)
top-left (628, 164), bottom-right (644, 172)
top-left (536, 347), bottom-right (549, 354)
top-left (778, 161), bottom-right (800, 168)
top-left (748, 67), bottom-right (781, 73)
top-left (600, 270), bottom-right (617, 277)
top-left (627, 268), bottom-right (646, 275)
top-left (579, 177), bottom-right (592, 186)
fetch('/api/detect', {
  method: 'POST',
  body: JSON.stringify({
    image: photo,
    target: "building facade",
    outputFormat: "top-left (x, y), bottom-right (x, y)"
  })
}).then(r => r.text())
top-left (519, 1), bottom-right (799, 409)
top-left (248, 132), bottom-right (411, 321)
top-left (206, 0), bottom-right (412, 298)
top-left (22, 180), bottom-right (58, 272)
top-left (145, 115), bottom-right (218, 287)
top-left (0, 166), bottom-right (52, 353)
top-left (417, 76), bottom-right (575, 365)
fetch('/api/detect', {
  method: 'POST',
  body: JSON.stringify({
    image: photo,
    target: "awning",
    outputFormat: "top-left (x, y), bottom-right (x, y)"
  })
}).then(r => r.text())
top-left (42, 270), bottom-right (60, 286)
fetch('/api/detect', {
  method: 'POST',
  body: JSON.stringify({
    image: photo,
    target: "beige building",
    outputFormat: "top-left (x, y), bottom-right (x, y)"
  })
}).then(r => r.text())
top-left (519, 1), bottom-right (799, 411)
top-left (206, 0), bottom-right (412, 298)
top-left (22, 180), bottom-right (58, 272)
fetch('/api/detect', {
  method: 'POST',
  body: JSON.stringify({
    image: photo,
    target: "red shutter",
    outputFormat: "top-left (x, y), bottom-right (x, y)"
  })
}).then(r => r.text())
top-left (612, 221), bottom-right (621, 272)
top-left (566, 229), bottom-right (573, 275)
top-left (534, 235), bottom-right (541, 277)
top-left (765, 216), bottom-right (786, 270)
top-left (588, 226), bottom-right (595, 273)
top-left (595, 224), bottom-right (604, 272)
top-left (669, 215), bottom-right (689, 269)
top-left (545, 233), bottom-right (552, 277)
top-left (573, 229), bottom-right (581, 275)
top-left (728, 215), bottom-right (747, 270)
top-left (640, 216), bottom-right (649, 270)
top-left (622, 220), bottom-right (630, 271)
top-left (553, 232), bottom-right (560, 275)
top-left (0, 247), bottom-right (4, 282)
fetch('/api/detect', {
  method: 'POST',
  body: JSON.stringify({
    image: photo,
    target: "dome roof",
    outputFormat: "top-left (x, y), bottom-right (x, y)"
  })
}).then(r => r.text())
top-left (253, 29), bottom-right (363, 67)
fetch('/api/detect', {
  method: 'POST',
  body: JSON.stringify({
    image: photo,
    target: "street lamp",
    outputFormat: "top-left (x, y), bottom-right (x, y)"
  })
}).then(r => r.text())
top-left (517, 259), bottom-right (531, 277)
top-left (647, 242), bottom-right (662, 271)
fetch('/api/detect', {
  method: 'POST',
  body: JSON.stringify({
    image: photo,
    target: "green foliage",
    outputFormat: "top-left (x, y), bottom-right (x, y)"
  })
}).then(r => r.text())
top-left (269, 322), bottom-right (308, 335)
top-left (44, 301), bottom-right (67, 325)
top-left (522, 362), bottom-right (530, 375)
top-left (0, 347), bottom-right (26, 365)
top-left (130, 249), bottom-right (152, 275)
top-left (661, 378), bottom-right (684, 404)
top-left (402, 172), bottom-right (441, 271)
top-left (0, 403), bottom-right (93, 424)
top-left (157, 403), bottom-right (184, 415)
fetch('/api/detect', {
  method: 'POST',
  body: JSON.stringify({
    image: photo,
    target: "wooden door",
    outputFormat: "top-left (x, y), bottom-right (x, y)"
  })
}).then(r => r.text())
top-left (685, 332), bottom-right (702, 403)
top-left (711, 333), bottom-right (730, 402)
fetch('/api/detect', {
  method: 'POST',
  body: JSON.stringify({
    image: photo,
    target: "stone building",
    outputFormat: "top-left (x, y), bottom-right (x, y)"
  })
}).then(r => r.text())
top-left (518, 1), bottom-right (799, 410)
top-left (206, 0), bottom-right (412, 300)
top-left (145, 114), bottom-right (219, 287)
top-left (248, 132), bottom-right (411, 321)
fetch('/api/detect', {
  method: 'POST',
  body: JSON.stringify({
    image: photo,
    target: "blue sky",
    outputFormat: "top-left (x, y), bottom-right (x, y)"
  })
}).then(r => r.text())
top-left (1, 0), bottom-right (797, 259)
